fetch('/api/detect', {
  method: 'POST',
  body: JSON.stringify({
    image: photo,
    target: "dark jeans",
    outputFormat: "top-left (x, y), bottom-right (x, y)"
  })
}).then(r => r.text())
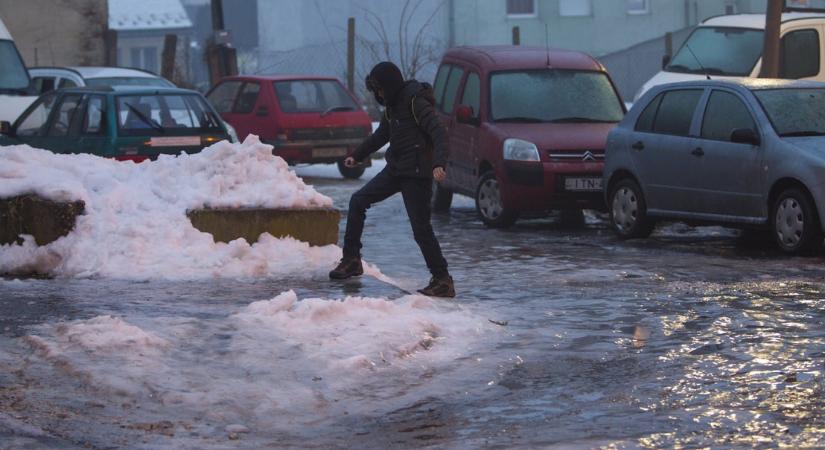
top-left (343, 168), bottom-right (449, 277)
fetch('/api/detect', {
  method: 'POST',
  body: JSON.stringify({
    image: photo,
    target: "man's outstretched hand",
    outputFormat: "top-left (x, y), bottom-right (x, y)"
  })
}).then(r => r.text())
top-left (344, 157), bottom-right (357, 168)
top-left (433, 166), bottom-right (446, 182)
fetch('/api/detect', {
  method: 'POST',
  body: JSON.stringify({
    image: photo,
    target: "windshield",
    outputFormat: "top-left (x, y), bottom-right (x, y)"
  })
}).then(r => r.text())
top-left (273, 80), bottom-right (358, 113)
top-left (87, 77), bottom-right (173, 88)
top-left (754, 88), bottom-right (825, 137)
top-left (667, 27), bottom-right (764, 76)
top-left (0, 39), bottom-right (31, 92)
top-left (489, 70), bottom-right (624, 123)
top-left (116, 94), bottom-right (223, 136)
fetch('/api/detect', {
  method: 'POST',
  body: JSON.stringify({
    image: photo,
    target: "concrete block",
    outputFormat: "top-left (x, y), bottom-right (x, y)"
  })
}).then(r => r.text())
top-left (0, 195), bottom-right (85, 246)
top-left (187, 208), bottom-right (340, 247)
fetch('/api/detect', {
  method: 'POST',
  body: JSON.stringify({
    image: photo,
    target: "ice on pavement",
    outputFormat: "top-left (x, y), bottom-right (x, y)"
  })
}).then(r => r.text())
top-left (0, 136), bottom-right (341, 279)
top-left (23, 290), bottom-right (498, 431)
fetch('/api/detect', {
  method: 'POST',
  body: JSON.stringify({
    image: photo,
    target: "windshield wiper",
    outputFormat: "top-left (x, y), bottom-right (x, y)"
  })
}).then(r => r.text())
top-left (125, 103), bottom-right (164, 132)
top-left (666, 64), bottom-right (727, 76)
top-left (779, 130), bottom-right (825, 137)
top-left (547, 117), bottom-right (617, 124)
top-left (666, 64), bottom-right (693, 73)
top-left (320, 106), bottom-right (355, 117)
top-left (494, 116), bottom-right (545, 123)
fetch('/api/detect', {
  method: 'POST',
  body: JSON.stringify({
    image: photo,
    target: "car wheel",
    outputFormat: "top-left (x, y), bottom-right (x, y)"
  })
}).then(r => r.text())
top-left (475, 171), bottom-right (518, 228)
top-left (337, 160), bottom-right (366, 179)
top-left (771, 187), bottom-right (823, 255)
top-left (609, 178), bottom-right (655, 239)
top-left (432, 181), bottom-right (453, 213)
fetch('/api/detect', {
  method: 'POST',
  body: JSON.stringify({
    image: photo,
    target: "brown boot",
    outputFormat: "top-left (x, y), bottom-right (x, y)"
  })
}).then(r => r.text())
top-left (329, 257), bottom-right (364, 280)
top-left (417, 275), bottom-right (455, 298)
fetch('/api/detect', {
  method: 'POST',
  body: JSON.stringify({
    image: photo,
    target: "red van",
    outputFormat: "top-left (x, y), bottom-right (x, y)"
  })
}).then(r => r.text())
top-left (432, 46), bottom-right (625, 227)
top-left (207, 75), bottom-right (373, 178)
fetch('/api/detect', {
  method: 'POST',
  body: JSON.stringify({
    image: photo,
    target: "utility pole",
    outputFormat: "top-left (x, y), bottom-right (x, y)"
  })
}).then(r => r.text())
top-left (207, 0), bottom-right (237, 87)
top-left (760, 0), bottom-right (783, 78)
top-left (347, 18), bottom-right (355, 92)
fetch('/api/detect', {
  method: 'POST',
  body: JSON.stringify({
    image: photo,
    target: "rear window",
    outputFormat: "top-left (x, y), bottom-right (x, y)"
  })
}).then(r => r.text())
top-left (116, 93), bottom-right (223, 136)
top-left (273, 80), bottom-right (357, 113)
top-left (490, 70), bottom-right (624, 123)
top-left (86, 77), bottom-right (173, 88)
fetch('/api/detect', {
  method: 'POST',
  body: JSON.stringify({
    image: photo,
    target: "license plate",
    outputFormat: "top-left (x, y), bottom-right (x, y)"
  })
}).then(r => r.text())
top-left (564, 177), bottom-right (603, 192)
top-left (149, 136), bottom-right (201, 147)
top-left (312, 147), bottom-right (348, 158)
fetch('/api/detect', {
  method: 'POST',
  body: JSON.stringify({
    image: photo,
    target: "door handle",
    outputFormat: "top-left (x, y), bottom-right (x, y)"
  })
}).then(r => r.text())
top-left (631, 141), bottom-right (644, 151)
top-left (691, 147), bottom-right (705, 157)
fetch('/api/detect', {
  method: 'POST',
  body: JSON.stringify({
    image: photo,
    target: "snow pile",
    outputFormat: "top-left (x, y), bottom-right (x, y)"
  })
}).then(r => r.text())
top-left (0, 136), bottom-right (340, 279)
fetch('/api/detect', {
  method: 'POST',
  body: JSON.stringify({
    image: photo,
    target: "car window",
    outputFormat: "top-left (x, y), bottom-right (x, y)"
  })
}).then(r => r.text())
top-left (635, 92), bottom-right (664, 132)
top-left (441, 66), bottom-right (465, 114)
top-left (460, 72), bottom-right (481, 117)
top-left (83, 95), bottom-right (106, 135)
top-left (48, 94), bottom-right (83, 137)
top-left (207, 80), bottom-right (243, 113)
top-left (652, 89), bottom-right (703, 136)
top-left (273, 80), bottom-right (357, 113)
top-left (666, 27), bottom-right (764, 77)
top-left (433, 64), bottom-right (451, 109)
top-left (701, 90), bottom-right (756, 142)
top-left (117, 94), bottom-right (223, 135)
top-left (58, 78), bottom-right (78, 89)
top-left (32, 76), bottom-right (56, 94)
top-left (780, 29), bottom-right (820, 79)
top-left (234, 82), bottom-right (261, 114)
top-left (16, 92), bottom-right (59, 137)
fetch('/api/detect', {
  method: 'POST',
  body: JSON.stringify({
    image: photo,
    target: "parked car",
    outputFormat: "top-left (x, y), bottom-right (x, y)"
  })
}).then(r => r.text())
top-left (206, 75), bottom-right (373, 178)
top-left (0, 86), bottom-right (231, 162)
top-left (635, 12), bottom-right (825, 102)
top-left (605, 78), bottom-right (825, 254)
top-left (430, 46), bottom-right (626, 227)
top-left (28, 66), bottom-right (175, 94)
top-left (0, 16), bottom-right (37, 123)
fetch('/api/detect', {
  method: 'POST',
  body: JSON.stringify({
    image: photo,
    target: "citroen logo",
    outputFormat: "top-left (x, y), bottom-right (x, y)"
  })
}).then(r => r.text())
top-left (582, 151), bottom-right (596, 161)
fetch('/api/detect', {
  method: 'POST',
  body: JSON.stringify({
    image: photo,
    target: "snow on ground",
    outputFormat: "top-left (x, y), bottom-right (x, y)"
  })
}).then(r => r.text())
top-left (22, 290), bottom-right (498, 430)
top-left (0, 136), bottom-right (341, 279)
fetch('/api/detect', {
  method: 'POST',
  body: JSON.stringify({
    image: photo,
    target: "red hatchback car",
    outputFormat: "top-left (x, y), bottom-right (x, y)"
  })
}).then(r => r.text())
top-left (431, 46), bottom-right (626, 227)
top-left (207, 75), bottom-right (373, 178)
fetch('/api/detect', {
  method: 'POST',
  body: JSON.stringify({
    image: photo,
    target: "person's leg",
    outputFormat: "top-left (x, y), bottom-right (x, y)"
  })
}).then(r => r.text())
top-left (399, 177), bottom-right (449, 278)
top-left (342, 168), bottom-right (400, 259)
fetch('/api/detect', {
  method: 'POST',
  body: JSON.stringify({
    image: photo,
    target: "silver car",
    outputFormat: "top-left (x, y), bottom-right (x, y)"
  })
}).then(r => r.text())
top-left (604, 79), bottom-right (825, 254)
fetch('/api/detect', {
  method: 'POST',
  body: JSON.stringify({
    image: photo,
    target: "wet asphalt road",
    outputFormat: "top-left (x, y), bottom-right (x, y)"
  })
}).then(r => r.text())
top-left (2, 162), bottom-right (825, 449)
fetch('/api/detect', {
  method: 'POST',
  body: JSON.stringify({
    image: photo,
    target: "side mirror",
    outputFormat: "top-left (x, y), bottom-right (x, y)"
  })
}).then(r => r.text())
top-left (0, 121), bottom-right (11, 135)
top-left (662, 54), bottom-right (671, 69)
top-left (730, 128), bottom-right (760, 146)
top-left (455, 104), bottom-right (478, 125)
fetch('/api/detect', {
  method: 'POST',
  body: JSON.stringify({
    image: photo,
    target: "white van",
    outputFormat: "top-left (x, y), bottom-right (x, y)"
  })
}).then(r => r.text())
top-left (634, 12), bottom-right (825, 102)
top-left (0, 17), bottom-right (36, 123)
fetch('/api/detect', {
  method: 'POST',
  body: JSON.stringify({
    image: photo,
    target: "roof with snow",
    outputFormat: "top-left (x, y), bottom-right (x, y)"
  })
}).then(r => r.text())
top-left (108, 0), bottom-right (193, 31)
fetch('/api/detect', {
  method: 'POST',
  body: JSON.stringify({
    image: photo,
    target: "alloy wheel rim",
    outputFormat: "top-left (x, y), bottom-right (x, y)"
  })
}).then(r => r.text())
top-left (776, 197), bottom-right (805, 248)
top-left (612, 186), bottom-right (638, 232)
top-left (478, 179), bottom-right (503, 220)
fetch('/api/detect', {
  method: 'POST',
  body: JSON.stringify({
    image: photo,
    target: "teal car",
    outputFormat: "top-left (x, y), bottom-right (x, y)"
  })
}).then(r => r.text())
top-left (0, 87), bottom-right (230, 161)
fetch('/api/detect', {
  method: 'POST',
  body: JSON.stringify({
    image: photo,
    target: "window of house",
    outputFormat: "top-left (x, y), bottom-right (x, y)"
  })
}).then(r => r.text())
top-left (780, 29), bottom-right (820, 79)
top-left (559, 0), bottom-right (592, 17)
top-left (461, 72), bottom-right (481, 117)
top-left (651, 89), bottom-right (703, 136)
top-left (507, 0), bottom-right (536, 17)
top-left (701, 90), bottom-right (756, 142)
top-left (627, 0), bottom-right (649, 14)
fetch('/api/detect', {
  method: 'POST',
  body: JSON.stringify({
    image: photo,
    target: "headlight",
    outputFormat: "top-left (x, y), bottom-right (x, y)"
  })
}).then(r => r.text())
top-left (503, 138), bottom-right (540, 162)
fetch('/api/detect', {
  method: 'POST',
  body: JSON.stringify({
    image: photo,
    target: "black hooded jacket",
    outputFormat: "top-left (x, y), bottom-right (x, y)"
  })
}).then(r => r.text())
top-left (352, 80), bottom-right (449, 178)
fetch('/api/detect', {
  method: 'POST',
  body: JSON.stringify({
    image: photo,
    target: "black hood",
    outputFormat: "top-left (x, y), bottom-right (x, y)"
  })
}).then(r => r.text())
top-left (366, 61), bottom-right (404, 106)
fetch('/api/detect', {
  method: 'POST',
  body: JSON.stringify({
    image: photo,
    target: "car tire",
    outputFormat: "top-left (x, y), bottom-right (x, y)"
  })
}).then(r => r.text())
top-left (475, 171), bottom-right (518, 228)
top-left (337, 160), bottom-right (366, 179)
top-left (771, 187), bottom-right (823, 255)
top-left (609, 178), bottom-right (655, 239)
top-left (432, 181), bottom-right (453, 213)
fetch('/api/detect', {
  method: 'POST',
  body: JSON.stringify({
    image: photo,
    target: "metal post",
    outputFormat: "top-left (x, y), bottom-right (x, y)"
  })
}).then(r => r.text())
top-left (347, 17), bottom-right (355, 92)
top-left (760, 0), bottom-right (783, 78)
top-left (512, 26), bottom-right (520, 45)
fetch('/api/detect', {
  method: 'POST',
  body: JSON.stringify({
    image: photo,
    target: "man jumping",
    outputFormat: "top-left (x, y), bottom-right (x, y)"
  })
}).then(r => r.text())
top-left (329, 61), bottom-right (455, 298)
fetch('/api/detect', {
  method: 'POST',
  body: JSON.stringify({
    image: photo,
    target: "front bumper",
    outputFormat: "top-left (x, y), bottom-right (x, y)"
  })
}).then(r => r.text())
top-left (500, 160), bottom-right (605, 211)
